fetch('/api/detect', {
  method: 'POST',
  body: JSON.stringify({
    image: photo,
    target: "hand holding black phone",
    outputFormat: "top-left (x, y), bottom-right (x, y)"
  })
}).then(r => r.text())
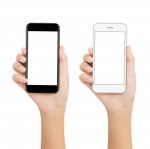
top-left (26, 23), bottom-right (60, 93)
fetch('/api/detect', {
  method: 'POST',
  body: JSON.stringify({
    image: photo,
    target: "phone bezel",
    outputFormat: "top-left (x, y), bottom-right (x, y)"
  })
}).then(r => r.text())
top-left (92, 23), bottom-right (127, 93)
top-left (26, 23), bottom-right (60, 93)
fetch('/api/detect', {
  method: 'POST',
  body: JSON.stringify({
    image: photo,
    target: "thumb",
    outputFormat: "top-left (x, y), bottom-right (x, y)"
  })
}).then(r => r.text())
top-left (59, 46), bottom-right (69, 89)
top-left (126, 46), bottom-right (135, 76)
top-left (59, 46), bottom-right (67, 63)
top-left (126, 46), bottom-right (136, 92)
top-left (59, 46), bottom-right (68, 76)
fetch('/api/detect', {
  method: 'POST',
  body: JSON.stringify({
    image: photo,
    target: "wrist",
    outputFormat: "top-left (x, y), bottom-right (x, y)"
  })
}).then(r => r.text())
top-left (107, 109), bottom-right (132, 127)
top-left (40, 110), bottom-right (65, 130)
top-left (106, 101), bottom-right (133, 116)
top-left (40, 109), bottom-right (65, 119)
top-left (107, 108), bottom-right (132, 119)
top-left (107, 107), bottom-right (132, 115)
top-left (40, 108), bottom-right (66, 149)
top-left (38, 101), bottom-right (66, 115)
top-left (107, 109), bottom-right (133, 149)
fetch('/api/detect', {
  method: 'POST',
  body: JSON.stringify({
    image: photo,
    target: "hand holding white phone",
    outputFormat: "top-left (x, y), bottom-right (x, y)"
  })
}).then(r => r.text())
top-left (93, 23), bottom-right (127, 93)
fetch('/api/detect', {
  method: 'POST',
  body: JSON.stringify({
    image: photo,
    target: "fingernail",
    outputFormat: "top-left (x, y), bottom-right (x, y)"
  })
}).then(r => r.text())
top-left (21, 48), bottom-right (26, 55)
top-left (21, 57), bottom-right (26, 62)
top-left (90, 77), bottom-right (93, 83)
top-left (23, 78), bottom-right (27, 83)
top-left (89, 67), bottom-right (93, 72)
top-left (89, 57), bottom-right (93, 62)
top-left (21, 67), bottom-right (26, 72)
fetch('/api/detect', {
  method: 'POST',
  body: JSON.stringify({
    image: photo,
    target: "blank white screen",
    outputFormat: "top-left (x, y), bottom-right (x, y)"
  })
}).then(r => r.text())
top-left (28, 31), bottom-right (58, 85)
top-left (94, 31), bottom-right (125, 85)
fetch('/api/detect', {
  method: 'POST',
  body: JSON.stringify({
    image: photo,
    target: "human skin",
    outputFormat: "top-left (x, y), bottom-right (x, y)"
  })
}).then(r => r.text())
top-left (79, 46), bottom-right (136, 149)
top-left (12, 46), bottom-right (68, 149)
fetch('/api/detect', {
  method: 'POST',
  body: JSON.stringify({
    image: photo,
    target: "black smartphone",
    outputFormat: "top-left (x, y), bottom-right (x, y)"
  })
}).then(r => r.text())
top-left (26, 23), bottom-right (60, 93)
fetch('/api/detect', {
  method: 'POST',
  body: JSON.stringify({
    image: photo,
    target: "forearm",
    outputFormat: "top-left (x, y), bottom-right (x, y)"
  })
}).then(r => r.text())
top-left (40, 110), bottom-right (66, 149)
top-left (107, 110), bottom-right (132, 149)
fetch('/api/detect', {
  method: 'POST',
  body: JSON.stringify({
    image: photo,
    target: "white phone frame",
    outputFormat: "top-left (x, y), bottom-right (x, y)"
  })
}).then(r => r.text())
top-left (92, 23), bottom-right (127, 93)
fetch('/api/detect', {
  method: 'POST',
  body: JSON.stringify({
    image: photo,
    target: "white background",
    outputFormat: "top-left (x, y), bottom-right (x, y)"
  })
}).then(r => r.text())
top-left (28, 31), bottom-right (57, 85)
top-left (0, 0), bottom-right (150, 149)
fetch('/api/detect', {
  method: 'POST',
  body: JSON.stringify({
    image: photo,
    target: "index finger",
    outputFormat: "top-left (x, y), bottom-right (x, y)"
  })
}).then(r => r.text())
top-left (21, 48), bottom-right (26, 56)
top-left (88, 48), bottom-right (93, 56)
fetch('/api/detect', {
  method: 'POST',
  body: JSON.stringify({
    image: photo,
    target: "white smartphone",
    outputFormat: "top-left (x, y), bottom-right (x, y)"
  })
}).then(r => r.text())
top-left (93, 23), bottom-right (127, 93)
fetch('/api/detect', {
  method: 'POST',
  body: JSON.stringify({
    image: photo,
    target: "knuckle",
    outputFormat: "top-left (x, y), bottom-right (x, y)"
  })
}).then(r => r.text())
top-left (79, 62), bottom-right (83, 69)
top-left (12, 74), bottom-right (16, 81)
top-left (12, 63), bottom-right (16, 70)
top-left (79, 74), bottom-right (83, 80)
top-left (16, 54), bottom-right (20, 61)
top-left (83, 54), bottom-right (89, 61)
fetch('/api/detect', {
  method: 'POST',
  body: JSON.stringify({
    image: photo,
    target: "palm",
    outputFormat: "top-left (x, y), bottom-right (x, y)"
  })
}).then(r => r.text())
top-left (94, 66), bottom-right (136, 112)
top-left (95, 93), bottom-right (131, 112)
top-left (28, 62), bottom-right (69, 112)
top-left (80, 47), bottom-right (136, 113)
top-left (13, 47), bottom-right (68, 113)
top-left (29, 93), bottom-right (59, 112)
